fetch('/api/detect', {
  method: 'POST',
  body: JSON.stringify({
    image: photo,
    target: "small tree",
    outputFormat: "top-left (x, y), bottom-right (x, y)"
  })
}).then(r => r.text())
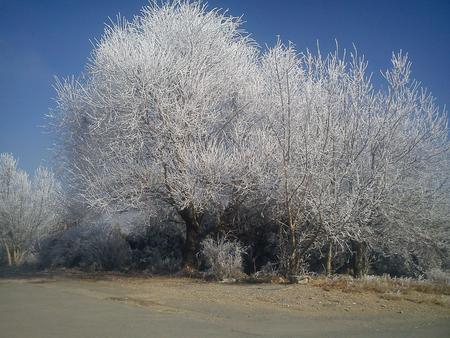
top-left (0, 153), bottom-right (62, 266)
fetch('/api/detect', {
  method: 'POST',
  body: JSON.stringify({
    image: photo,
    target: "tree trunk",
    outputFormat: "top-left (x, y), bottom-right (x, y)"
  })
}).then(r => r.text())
top-left (13, 248), bottom-right (24, 266)
top-left (352, 241), bottom-right (368, 278)
top-left (326, 240), bottom-right (333, 276)
top-left (288, 224), bottom-right (298, 275)
top-left (179, 206), bottom-right (201, 271)
top-left (4, 242), bottom-right (12, 266)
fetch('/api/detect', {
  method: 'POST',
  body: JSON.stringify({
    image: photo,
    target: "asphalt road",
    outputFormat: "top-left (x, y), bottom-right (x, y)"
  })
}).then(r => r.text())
top-left (0, 278), bottom-right (448, 338)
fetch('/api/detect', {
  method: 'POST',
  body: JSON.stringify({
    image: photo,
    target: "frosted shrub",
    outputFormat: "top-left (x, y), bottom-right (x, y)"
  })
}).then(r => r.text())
top-left (83, 223), bottom-right (131, 271)
top-left (427, 268), bottom-right (450, 285)
top-left (201, 236), bottom-right (246, 280)
top-left (39, 222), bottom-right (131, 271)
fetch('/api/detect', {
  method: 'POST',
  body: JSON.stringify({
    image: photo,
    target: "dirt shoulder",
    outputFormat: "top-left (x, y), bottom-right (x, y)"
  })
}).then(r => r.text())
top-left (0, 271), bottom-right (449, 337)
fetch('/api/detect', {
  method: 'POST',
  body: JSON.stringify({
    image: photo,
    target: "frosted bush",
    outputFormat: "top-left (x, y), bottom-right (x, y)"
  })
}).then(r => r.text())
top-left (39, 222), bottom-right (130, 271)
top-left (427, 268), bottom-right (450, 285)
top-left (201, 236), bottom-right (246, 280)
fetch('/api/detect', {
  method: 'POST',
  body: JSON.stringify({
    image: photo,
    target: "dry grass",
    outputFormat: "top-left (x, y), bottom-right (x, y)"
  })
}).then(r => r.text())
top-left (3, 266), bottom-right (449, 308)
top-left (311, 274), bottom-right (450, 307)
top-left (312, 274), bottom-right (450, 295)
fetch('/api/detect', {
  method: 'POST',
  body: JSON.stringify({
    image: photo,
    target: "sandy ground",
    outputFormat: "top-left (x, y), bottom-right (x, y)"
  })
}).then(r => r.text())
top-left (0, 273), bottom-right (449, 337)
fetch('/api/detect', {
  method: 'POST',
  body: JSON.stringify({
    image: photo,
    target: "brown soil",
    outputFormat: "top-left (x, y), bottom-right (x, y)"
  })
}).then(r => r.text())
top-left (0, 270), bottom-right (449, 337)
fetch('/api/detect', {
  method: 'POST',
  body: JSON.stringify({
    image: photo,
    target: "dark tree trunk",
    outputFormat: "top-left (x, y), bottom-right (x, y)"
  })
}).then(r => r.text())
top-left (178, 206), bottom-right (201, 271)
top-left (352, 241), bottom-right (368, 278)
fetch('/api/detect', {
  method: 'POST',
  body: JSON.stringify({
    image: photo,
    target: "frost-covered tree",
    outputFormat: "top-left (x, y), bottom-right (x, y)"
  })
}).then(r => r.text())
top-left (255, 41), bottom-right (316, 275)
top-left (0, 153), bottom-right (62, 266)
top-left (50, 1), bottom-right (258, 269)
top-left (255, 42), bottom-right (449, 276)
top-left (254, 42), bottom-right (381, 275)
top-left (368, 53), bottom-right (450, 275)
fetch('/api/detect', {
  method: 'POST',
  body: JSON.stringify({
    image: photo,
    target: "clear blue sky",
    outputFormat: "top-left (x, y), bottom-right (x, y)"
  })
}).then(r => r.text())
top-left (1, 0), bottom-right (449, 174)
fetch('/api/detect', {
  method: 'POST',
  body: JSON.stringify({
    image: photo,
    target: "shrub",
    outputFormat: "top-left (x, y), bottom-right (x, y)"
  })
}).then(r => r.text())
top-left (83, 223), bottom-right (131, 270)
top-left (200, 235), bottom-right (246, 280)
top-left (255, 261), bottom-right (279, 277)
top-left (39, 222), bottom-right (131, 271)
top-left (427, 268), bottom-right (450, 285)
top-left (127, 223), bottom-right (183, 273)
